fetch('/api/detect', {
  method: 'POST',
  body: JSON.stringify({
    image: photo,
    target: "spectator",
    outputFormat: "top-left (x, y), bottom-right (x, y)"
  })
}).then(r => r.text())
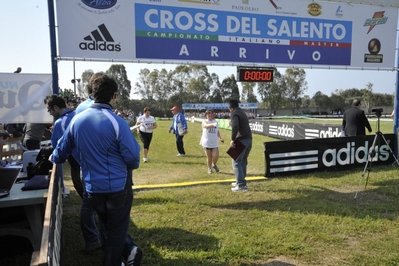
top-left (44, 95), bottom-right (83, 196)
top-left (50, 74), bottom-right (142, 266)
top-left (168, 106), bottom-right (188, 157)
top-left (75, 72), bottom-right (108, 253)
top-left (342, 99), bottom-right (372, 136)
top-left (200, 110), bottom-right (224, 174)
top-left (75, 72), bottom-right (104, 113)
top-left (14, 67), bottom-right (21, 73)
top-left (4, 123), bottom-right (24, 138)
top-left (229, 100), bottom-right (252, 192)
top-left (45, 93), bottom-right (104, 253)
top-left (22, 123), bottom-right (50, 150)
top-left (136, 107), bottom-right (157, 162)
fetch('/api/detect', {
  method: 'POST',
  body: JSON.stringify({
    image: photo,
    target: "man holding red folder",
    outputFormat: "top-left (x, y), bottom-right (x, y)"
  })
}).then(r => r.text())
top-left (228, 100), bottom-right (252, 192)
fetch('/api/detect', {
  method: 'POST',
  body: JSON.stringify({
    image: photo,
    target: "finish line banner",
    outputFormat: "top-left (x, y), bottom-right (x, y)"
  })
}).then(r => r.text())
top-left (0, 73), bottom-right (53, 124)
top-left (56, 0), bottom-right (398, 69)
top-left (264, 134), bottom-right (396, 177)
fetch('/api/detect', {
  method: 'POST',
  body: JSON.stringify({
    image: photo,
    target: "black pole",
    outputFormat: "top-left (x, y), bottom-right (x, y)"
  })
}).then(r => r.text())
top-left (47, 0), bottom-right (59, 94)
top-left (73, 59), bottom-right (76, 95)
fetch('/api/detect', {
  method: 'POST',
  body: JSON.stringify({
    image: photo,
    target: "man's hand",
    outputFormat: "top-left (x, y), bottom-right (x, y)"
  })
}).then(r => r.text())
top-left (230, 140), bottom-right (235, 148)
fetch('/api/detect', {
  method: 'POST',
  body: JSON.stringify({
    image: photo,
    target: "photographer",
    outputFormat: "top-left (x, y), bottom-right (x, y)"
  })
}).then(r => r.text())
top-left (342, 99), bottom-right (372, 136)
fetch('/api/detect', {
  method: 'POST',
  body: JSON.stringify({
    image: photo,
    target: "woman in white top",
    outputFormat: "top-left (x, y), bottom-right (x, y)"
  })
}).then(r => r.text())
top-left (136, 107), bottom-right (157, 162)
top-left (200, 110), bottom-right (224, 174)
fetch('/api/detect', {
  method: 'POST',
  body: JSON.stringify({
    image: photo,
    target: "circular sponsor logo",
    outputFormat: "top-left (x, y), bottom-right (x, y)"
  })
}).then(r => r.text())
top-left (368, 38), bottom-right (381, 55)
top-left (81, 0), bottom-right (117, 10)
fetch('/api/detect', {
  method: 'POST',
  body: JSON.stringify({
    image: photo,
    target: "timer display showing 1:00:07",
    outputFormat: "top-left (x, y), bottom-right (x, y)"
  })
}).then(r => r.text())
top-left (239, 69), bottom-right (274, 82)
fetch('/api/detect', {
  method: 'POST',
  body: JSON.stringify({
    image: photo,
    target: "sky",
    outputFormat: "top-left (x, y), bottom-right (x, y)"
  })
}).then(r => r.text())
top-left (1, 0), bottom-right (398, 101)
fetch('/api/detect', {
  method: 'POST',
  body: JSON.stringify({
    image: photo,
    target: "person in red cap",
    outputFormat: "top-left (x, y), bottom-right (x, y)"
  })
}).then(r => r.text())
top-left (168, 106), bottom-right (188, 156)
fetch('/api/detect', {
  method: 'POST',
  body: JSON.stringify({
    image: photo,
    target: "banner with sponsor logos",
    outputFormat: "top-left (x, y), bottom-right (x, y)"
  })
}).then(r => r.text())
top-left (56, 0), bottom-right (398, 69)
top-left (249, 120), bottom-right (342, 140)
top-left (264, 134), bottom-right (396, 177)
top-left (0, 73), bottom-right (53, 124)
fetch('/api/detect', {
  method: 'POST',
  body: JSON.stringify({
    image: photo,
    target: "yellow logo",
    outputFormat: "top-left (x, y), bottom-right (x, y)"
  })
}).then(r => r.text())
top-left (308, 2), bottom-right (322, 17)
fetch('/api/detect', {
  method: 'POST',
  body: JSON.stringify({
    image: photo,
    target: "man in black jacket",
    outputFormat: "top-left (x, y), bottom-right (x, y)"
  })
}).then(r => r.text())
top-left (342, 99), bottom-right (372, 136)
top-left (228, 99), bottom-right (252, 192)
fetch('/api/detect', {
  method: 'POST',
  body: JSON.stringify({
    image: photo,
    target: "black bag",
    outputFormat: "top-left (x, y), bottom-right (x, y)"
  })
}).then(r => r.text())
top-left (27, 146), bottom-right (54, 179)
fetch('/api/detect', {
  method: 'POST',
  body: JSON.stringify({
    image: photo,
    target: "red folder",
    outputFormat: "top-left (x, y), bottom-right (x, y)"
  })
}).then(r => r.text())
top-left (226, 139), bottom-right (246, 160)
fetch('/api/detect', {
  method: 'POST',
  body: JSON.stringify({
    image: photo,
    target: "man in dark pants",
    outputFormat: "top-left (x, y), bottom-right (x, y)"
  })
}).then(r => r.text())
top-left (342, 99), bottom-right (372, 136)
top-left (168, 106), bottom-right (188, 156)
top-left (51, 74), bottom-right (142, 266)
top-left (228, 99), bottom-right (252, 192)
top-left (44, 94), bottom-right (104, 253)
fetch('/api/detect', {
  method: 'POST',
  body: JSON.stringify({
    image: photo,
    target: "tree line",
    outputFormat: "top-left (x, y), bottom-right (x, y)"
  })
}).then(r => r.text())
top-left (76, 64), bottom-right (393, 117)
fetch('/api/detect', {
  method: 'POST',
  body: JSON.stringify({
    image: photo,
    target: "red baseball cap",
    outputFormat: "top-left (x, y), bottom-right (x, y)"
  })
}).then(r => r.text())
top-left (170, 106), bottom-right (179, 111)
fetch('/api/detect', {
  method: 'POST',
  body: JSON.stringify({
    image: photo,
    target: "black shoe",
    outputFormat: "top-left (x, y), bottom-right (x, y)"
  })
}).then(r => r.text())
top-left (83, 242), bottom-right (101, 253)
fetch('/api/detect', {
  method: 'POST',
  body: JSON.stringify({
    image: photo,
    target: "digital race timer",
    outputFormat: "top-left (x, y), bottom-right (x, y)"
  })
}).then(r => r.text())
top-left (237, 67), bottom-right (274, 82)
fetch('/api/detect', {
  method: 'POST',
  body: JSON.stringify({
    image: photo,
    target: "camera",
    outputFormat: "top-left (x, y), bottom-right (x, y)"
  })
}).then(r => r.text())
top-left (372, 108), bottom-right (383, 113)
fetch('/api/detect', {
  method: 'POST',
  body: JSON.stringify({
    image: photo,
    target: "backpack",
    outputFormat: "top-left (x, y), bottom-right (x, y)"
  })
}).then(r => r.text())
top-left (27, 146), bottom-right (54, 179)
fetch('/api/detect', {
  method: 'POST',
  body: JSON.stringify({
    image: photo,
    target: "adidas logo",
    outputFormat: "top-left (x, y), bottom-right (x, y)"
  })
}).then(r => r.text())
top-left (79, 24), bottom-right (121, 52)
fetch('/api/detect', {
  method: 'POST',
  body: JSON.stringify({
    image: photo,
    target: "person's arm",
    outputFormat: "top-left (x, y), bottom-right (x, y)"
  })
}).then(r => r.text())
top-left (169, 116), bottom-right (174, 133)
top-left (361, 111), bottom-right (372, 133)
top-left (217, 129), bottom-right (224, 143)
top-left (181, 114), bottom-right (188, 130)
top-left (151, 121), bottom-right (157, 130)
top-left (119, 123), bottom-right (141, 170)
top-left (51, 124), bottom-right (74, 164)
top-left (135, 117), bottom-right (142, 126)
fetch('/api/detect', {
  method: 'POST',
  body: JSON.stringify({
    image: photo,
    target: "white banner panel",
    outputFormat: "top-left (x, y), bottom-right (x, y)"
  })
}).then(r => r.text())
top-left (0, 73), bottom-right (53, 124)
top-left (56, 0), bottom-right (398, 69)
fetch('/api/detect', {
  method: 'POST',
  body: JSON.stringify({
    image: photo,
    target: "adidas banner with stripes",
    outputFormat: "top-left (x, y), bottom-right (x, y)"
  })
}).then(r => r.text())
top-left (56, 0), bottom-right (398, 69)
top-left (264, 134), bottom-right (396, 177)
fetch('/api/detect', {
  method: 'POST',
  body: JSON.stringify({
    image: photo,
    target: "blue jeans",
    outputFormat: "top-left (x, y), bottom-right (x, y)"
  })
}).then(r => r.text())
top-left (232, 138), bottom-right (252, 187)
top-left (81, 192), bottom-right (106, 245)
top-left (87, 186), bottom-right (136, 266)
top-left (175, 134), bottom-right (185, 154)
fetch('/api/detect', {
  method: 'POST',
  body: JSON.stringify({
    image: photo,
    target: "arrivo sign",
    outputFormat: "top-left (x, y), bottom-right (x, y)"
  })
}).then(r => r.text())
top-left (237, 67), bottom-right (274, 82)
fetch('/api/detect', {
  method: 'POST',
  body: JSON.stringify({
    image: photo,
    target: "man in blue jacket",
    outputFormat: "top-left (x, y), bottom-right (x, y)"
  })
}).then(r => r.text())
top-left (51, 74), bottom-right (142, 266)
top-left (168, 105), bottom-right (188, 156)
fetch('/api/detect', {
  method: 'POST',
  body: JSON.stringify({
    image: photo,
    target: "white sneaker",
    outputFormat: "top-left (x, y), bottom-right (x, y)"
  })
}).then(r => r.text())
top-left (208, 168), bottom-right (212, 174)
top-left (126, 246), bottom-right (142, 266)
top-left (177, 153), bottom-right (185, 157)
top-left (231, 182), bottom-right (237, 187)
top-left (143, 158), bottom-right (148, 162)
top-left (231, 185), bottom-right (248, 192)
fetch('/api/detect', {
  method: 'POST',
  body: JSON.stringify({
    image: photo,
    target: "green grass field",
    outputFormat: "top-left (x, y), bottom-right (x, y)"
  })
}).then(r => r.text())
top-left (3, 119), bottom-right (399, 266)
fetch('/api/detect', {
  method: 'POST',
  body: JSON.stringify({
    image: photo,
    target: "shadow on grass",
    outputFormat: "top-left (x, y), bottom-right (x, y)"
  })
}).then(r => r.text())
top-left (136, 227), bottom-right (228, 266)
top-left (62, 192), bottom-right (227, 266)
top-left (208, 177), bottom-right (399, 220)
